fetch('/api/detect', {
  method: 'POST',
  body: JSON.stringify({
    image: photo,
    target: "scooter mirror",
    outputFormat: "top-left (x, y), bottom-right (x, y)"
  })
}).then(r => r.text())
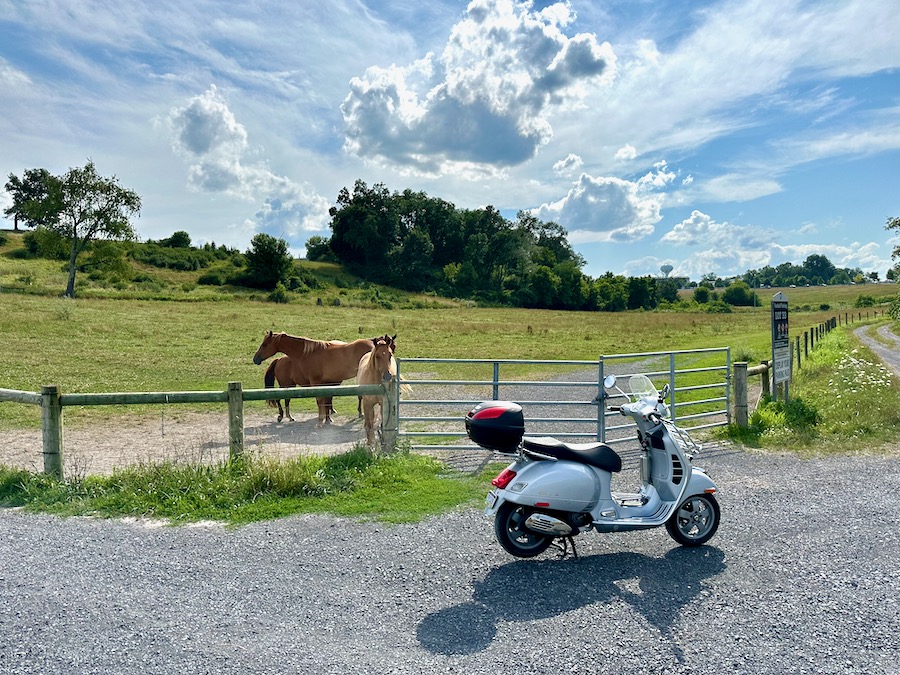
top-left (603, 374), bottom-right (617, 389)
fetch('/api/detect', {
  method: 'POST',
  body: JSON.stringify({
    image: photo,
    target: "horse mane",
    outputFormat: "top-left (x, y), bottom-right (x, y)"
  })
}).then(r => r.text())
top-left (279, 333), bottom-right (330, 355)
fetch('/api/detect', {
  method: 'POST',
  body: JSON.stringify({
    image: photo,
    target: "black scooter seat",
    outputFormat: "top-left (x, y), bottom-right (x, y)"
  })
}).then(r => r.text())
top-left (522, 436), bottom-right (622, 473)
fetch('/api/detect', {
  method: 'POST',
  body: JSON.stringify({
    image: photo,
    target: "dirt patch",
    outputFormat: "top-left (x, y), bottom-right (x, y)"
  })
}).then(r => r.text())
top-left (0, 409), bottom-right (366, 477)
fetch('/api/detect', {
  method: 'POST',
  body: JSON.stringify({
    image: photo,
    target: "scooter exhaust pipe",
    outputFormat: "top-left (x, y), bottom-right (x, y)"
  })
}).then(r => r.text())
top-left (525, 513), bottom-right (573, 536)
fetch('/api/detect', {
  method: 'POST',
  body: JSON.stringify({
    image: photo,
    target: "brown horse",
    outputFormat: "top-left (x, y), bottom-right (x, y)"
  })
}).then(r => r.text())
top-left (264, 356), bottom-right (364, 423)
top-left (357, 335), bottom-right (399, 446)
top-left (253, 331), bottom-right (382, 426)
top-left (263, 356), bottom-right (298, 423)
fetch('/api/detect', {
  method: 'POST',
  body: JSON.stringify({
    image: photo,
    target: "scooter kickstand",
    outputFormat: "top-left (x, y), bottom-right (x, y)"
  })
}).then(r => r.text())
top-left (551, 536), bottom-right (578, 559)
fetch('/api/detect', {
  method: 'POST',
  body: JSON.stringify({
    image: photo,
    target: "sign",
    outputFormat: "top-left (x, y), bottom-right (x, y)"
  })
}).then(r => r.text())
top-left (771, 292), bottom-right (790, 385)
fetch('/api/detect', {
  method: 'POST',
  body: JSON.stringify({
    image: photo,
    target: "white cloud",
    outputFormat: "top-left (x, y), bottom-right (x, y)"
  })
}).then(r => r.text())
top-left (166, 86), bottom-right (330, 238)
top-left (662, 210), bottom-right (774, 249)
top-left (553, 153), bottom-right (583, 174)
top-left (614, 144), bottom-right (637, 161)
top-left (533, 172), bottom-right (664, 244)
top-left (341, 0), bottom-right (616, 174)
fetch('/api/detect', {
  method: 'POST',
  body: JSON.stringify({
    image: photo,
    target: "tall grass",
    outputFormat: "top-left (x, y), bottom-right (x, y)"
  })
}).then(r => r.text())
top-left (727, 327), bottom-right (900, 455)
top-left (0, 447), bottom-right (498, 525)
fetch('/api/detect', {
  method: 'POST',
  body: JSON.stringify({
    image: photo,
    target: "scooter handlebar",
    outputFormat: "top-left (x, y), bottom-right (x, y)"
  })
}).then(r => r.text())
top-left (608, 405), bottom-right (623, 413)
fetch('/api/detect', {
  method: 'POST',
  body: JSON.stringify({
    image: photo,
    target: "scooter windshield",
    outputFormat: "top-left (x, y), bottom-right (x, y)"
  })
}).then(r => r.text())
top-left (628, 374), bottom-right (658, 400)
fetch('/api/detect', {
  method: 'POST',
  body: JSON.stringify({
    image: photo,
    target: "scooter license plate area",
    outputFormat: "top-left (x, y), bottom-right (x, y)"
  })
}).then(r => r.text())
top-left (484, 489), bottom-right (500, 512)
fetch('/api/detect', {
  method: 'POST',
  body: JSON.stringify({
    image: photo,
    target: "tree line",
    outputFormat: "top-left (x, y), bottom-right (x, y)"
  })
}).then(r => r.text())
top-left (307, 179), bottom-right (689, 311)
top-left (6, 166), bottom-right (898, 306)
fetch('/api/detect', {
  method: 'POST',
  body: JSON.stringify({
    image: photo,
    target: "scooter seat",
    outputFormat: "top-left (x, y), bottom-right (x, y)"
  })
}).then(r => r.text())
top-left (522, 436), bottom-right (622, 473)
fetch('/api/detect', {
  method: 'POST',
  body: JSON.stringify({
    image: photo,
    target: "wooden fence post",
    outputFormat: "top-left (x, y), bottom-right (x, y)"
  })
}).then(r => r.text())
top-left (41, 385), bottom-right (64, 479)
top-left (760, 360), bottom-right (771, 399)
top-left (733, 362), bottom-right (748, 427)
top-left (381, 381), bottom-right (398, 452)
top-left (227, 381), bottom-right (244, 461)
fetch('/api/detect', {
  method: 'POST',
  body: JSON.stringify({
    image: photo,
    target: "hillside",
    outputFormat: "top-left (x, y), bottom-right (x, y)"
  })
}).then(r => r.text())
top-left (1, 228), bottom-right (897, 311)
top-left (0, 229), bottom-right (460, 309)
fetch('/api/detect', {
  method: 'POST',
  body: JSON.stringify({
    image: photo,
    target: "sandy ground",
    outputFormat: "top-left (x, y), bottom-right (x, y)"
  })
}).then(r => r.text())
top-left (0, 407), bottom-right (367, 478)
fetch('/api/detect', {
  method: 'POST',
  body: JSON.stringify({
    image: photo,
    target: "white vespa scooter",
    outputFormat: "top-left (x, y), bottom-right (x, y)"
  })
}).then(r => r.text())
top-left (466, 374), bottom-right (720, 558)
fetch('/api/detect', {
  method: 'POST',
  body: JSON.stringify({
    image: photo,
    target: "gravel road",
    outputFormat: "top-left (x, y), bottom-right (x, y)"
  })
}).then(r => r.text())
top-left (2, 444), bottom-right (899, 674)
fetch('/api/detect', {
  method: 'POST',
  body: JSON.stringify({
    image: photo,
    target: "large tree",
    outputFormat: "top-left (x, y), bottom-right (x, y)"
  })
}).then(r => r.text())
top-left (3, 168), bottom-right (55, 231)
top-left (23, 161), bottom-right (142, 297)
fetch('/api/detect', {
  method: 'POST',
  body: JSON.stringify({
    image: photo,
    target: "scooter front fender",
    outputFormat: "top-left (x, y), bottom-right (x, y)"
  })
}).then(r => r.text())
top-left (685, 467), bottom-right (718, 496)
top-left (489, 460), bottom-right (603, 513)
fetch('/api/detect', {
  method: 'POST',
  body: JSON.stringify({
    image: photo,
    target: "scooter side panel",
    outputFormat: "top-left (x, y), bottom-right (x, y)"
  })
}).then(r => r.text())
top-left (494, 460), bottom-right (604, 512)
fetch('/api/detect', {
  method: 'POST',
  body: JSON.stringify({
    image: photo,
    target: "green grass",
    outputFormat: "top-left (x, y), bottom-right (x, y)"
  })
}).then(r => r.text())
top-left (0, 447), bottom-right (503, 525)
top-left (723, 325), bottom-right (900, 455)
top-left (3, 229), bottom-right (899, 524)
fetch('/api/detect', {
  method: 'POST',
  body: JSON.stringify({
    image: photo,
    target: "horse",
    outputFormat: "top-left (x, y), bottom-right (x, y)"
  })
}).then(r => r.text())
top-left (263, 356), bottom-right (299, 423)
top-left (252, 331), bottom-right (384, 426)
top-left (356, 335), bottom-right (400, 446)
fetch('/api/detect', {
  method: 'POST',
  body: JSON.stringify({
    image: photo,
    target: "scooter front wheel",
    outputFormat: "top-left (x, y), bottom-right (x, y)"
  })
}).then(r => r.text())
top-left (494, 502), bottom-right (554, 558)
top-left (666, 493), bottom-right (720, 546)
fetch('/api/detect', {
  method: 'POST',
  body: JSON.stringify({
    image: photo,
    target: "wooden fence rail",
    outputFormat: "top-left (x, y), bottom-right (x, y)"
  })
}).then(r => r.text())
top-left (0, 382), bottom-right (395, 479)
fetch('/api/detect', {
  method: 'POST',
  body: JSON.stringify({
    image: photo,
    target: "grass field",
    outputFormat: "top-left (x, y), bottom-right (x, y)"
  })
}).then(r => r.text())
top-left (0, 289), bottom-right (893, 428)
top-left (2, 241), bottom-right (898, 523)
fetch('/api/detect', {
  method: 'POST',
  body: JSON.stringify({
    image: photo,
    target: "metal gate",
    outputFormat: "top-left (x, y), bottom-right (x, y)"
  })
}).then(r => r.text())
top-left (395, 348), bottom-right (731, 451)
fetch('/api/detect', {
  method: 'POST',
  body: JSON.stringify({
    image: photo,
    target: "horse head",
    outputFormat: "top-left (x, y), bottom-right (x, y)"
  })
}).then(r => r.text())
top-left (253, 330), bottom-right (279, 365)
top-left (370, 336), bottom-right (396, 383)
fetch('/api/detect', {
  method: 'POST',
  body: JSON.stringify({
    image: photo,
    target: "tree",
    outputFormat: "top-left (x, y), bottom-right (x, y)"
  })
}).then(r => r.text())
top-left (3, 168), bottom-right (55, 230)
top-left (722, 280), bottom-right (759, 306)
top-left (886, 216), bottom-right (900, 261)
top-left (20, 161), bottom-right (141, 297)
top-left (244, 233), bottom-right (293, 289)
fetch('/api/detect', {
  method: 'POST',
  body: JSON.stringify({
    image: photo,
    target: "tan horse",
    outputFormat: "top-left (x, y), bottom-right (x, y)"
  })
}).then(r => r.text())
top-left (253, 331), bottom-right (378, 426)
top-left (356, 335), bottom-right (399, 446)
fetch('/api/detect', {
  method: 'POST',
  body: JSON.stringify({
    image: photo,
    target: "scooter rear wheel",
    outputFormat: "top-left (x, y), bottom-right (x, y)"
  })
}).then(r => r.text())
top-left (666, 493), bottom-right (720, 546)
top-left (494, 502), bottom-right (554, 558)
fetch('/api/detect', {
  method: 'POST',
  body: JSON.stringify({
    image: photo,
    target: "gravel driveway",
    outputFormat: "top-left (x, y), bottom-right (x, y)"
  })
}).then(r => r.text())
top-left (2, 443), bottom-right (899, 674)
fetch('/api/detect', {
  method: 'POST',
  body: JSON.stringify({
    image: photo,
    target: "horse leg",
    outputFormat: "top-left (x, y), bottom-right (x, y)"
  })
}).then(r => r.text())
top-left (276, 399), bottom-right (284, 423)
top-left (357, 396), bottom-right (363, 418)
top-left (284, 397), bottom-right (294, 422)
top-left (363, 400), bottom-right (376, 445)
top-left (315, 397), bottom-right (326, 427)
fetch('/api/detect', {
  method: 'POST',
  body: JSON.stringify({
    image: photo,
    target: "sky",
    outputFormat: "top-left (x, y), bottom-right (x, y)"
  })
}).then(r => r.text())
top-left (1, 0), bottom-right (899, 282)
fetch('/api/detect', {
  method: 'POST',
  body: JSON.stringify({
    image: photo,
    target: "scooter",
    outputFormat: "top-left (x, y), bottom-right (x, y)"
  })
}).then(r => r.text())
top-left (466, 374), bottom-right (720, 558)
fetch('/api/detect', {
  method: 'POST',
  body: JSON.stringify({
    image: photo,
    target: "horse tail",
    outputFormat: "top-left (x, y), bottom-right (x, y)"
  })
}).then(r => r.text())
top-left (264, 358), bottom-right (278, 408)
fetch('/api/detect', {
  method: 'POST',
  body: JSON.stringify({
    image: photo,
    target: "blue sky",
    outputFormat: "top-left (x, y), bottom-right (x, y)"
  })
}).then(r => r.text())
top-left (1, 0), bottom-right (898, 281)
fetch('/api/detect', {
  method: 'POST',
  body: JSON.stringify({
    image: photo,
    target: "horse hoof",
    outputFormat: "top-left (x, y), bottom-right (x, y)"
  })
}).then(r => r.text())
top-left (277, 416), bottom-right (283, 423)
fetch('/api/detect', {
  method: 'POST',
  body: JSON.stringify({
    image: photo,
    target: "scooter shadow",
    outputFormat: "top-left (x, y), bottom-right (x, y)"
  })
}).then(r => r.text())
top-left (417, 545), bottom-right (726, 657)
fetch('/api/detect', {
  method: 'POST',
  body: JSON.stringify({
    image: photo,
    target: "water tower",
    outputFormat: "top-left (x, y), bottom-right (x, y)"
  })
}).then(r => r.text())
top-left (660, 264), bottom-right (673, 278)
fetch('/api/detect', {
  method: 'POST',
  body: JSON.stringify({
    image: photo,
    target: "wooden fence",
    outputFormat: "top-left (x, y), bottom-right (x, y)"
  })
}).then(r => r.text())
top-left (0, 382), bottom-right (396, 479)
top-left (731, 309), bottom-right (886, 426)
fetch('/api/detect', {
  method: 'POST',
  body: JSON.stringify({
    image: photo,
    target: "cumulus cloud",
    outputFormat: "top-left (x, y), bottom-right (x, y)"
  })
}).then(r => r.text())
top-left (166, 85), bottom-right (330, 238)
top-left (532, 172), bottom-right (664, 244)
top-left (614, 144), bottom-right (637, 161)
top-left (654, 211), bottom-right (893, 278)
top-left (553, 153), bottom-right (583, 175)
top-left (341, 0), bottom-right (616, 175)
top-left (662, 210), bottom-right (775, 249)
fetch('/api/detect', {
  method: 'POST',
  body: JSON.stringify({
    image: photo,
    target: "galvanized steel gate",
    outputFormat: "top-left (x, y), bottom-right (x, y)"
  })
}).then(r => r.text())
top-left (395, 348), bottom-right (731, 451)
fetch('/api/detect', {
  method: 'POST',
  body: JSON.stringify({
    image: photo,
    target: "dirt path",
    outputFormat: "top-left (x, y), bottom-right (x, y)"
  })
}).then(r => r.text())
top-left (0, 408), bottom-right (364, 477)
top-left (854, 323), bottom-right (900, 377)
